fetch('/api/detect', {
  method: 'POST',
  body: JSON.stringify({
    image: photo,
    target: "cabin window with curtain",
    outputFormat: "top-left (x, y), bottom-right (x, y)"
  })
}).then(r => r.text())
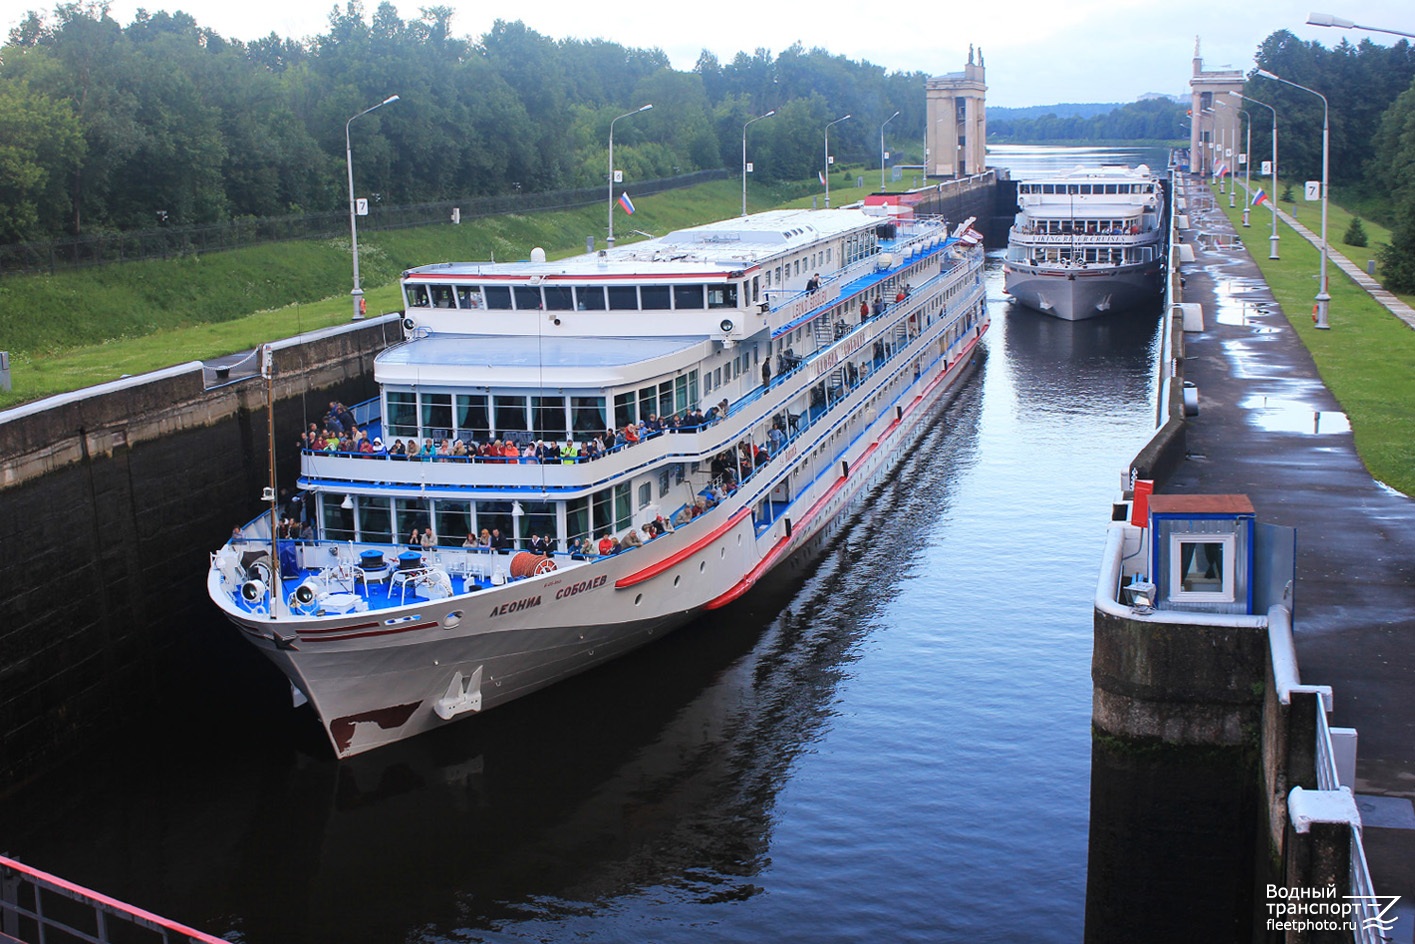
top-left (614, 392), bottom-right (636, 428)
top-left (572, 396), bottom-right (606, 435)
top-left (421, 393), bottom-right (452, 438)
top-left (533, 396), bottom-right (567, 440)
top-left (493, 395), bottom-right (528, 434)
top-left (456, 395), bottom-right (490, 441)
top-left (358, 496), bottom-right (393, 544)
top-left (321, 494), bottom-right (355, 542)
top-left (435, 500), bottom-right (472, 547)
top-left (517, 500), bottom-right (555, 546)
top-left (385, 391), bottom-right (417, 439)
top-left (394, 498), bottom-right (430, 539)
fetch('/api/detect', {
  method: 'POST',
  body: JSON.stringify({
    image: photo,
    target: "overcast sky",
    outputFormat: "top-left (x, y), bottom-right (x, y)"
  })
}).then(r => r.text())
top-left (5, 1), bottom-right (1410, 108)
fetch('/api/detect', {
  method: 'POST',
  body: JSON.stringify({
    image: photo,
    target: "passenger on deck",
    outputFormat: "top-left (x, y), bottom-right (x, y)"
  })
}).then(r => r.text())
top-left (561, 439), bottom-right (579, 464)
top-left (860, 300), bottom-right (870, 322)
top-left (420, 528), bottom-right (436, 551)
top-left (464, 533), bottom-right (477, 547)
top-left (806, 273), bottom-right (821, 293)
top-left (761, 357), bottom-right (772, 387)
top-left (530, 534), bottom-right (548, 555)
top-left (478, 529), bottom-right (492, 547)
top-left (642, 523), bottom-right (659, 540)
top-left (768, 425), bottom-right (784, 454)
top-left (620, 528), bottom-right (642, 549)
top-left (623, 424), bottom-right (639, 444)
top-left (674, 505), bottom-right (694, 527)
top-left (597, 533), bottom-right (616, 556)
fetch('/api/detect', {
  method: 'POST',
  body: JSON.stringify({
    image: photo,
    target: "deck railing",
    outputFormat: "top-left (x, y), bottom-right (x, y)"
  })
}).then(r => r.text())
top-left (0, 854), bottom-right (227, 944)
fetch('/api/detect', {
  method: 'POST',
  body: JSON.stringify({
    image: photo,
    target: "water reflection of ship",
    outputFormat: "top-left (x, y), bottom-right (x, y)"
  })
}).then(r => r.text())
top-left (221, 367), bottom-right (989, 943)
top-left (0, 363), bottom-right (986, 944)
top-left (998, 300), bottom-right (1164, 407)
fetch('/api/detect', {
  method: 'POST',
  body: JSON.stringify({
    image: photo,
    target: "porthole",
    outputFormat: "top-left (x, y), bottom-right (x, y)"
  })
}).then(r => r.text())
top-left (634, 593), bottom-right (643, 606)
top-left (720, 547), bottom-right (725, 558)
top-left (699, 561), bottom-right (706, 573)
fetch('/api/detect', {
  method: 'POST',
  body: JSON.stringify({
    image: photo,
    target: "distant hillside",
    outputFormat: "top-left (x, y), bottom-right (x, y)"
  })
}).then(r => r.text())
top-left (989, 103), bottom-right (1123, 121)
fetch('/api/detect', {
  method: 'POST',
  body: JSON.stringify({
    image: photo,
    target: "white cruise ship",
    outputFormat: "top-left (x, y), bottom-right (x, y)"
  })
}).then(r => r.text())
top-left (208, 206), bottom-right (989, 757)
top-left (1003, 165), bottom-right (1165, 320)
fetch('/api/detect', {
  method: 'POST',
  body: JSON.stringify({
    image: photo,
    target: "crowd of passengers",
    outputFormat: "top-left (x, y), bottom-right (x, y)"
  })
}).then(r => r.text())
top-left (302, 398), bottom-right (747, 463)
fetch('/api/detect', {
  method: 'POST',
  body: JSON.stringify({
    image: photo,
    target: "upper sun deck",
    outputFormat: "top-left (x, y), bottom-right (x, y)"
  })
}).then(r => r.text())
top-left (403, 208), bottom-right (886, 283)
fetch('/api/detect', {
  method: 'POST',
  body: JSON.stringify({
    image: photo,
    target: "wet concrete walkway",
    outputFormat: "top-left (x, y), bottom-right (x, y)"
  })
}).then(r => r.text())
top-left (1165, 176), bottom-right (1415, 913)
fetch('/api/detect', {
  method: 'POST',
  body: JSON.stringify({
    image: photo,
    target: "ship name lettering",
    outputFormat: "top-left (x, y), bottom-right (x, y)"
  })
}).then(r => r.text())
top-left (489, 595), bottom-right (542, 618)
top-left (555, 574), bottom-right (609, 600)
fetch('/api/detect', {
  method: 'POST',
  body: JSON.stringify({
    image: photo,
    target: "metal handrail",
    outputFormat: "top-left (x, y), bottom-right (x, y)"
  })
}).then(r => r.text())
top-left (0, 853), bottom-right (226, 944)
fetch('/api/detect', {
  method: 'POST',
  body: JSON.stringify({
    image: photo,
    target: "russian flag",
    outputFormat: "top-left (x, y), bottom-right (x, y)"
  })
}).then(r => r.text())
top-left (618, 192), bottom-right (635, 215)
top-left (818, 169), bottom-right (827, 186)
top-left (1252, 188), bottom-right (1271, 207)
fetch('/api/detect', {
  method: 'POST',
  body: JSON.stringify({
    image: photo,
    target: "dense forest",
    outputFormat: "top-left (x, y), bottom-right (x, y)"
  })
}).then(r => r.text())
top-left (987, 98), bottom-right (1189, 141)
top-left (0, 2), bottom-right (931, 243)
top-left (1239, 31), bottom-right (1415, 287)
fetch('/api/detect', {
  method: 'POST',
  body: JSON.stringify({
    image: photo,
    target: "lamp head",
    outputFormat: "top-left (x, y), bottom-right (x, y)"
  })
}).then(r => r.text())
top-left (765, 109), bottom-right (776, 118)
top-left (1307, 12), bottom-right (1355, 28)
top-left (383, 94), bottom-right (400, 105)
top-left (639, 103), bottom-right (653, 112)
top-left (1255, 68), bottom-right (1280, 80)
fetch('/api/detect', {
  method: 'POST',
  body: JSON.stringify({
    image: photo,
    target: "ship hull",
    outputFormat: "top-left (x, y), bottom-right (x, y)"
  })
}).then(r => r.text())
top-left (1003, 261), bottom-right (1162, 321)
top-left (213, 331), bottom-right (987, 758)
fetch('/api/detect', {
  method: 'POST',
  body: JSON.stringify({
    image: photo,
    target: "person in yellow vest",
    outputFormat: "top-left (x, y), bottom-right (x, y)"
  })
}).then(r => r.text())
top-left (560, 438), bottom-right (580, 464)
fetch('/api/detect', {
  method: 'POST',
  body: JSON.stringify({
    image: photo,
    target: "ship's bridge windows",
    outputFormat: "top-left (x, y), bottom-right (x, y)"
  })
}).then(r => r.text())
top-left (707, 283), bottom-right (738, 308)
top-left (513, 286), bottom-right (541, 310)
top-left (456, 286), bottom-right (480, 309)
top-left (579, 286), bottom-right (608, 310)
top-left (608, 285), bottom-right (639, 310)
top-left (674, 284), bottom-right (705, 309)
top-left (484, 286), bottom-right (513, 309)
top-left (430, 285), bottom-right (456, 308)
top-left (544, 285), bottom-right (575, 310)
top-left (640, 284), bottom-right (671, 309)
top-left (407, 284), bottom-right (432, 308)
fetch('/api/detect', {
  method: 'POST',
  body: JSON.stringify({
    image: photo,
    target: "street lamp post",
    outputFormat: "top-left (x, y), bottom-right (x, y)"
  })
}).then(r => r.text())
top-left (1231, 91), bottom-right (1280, 258)
top-left (347, 94), bottom-right (399, 321)
top-left (880, 110), bottom-right (900, 192)
top-left (608, 104), bottom-right (653, 247)
top-left (1213, 99), bottom-right (1239, 207)
top-left (1238, 107), bottom-right (1251, 223)
top-left (742, 110), bottom-right (775, 216)
top-left (1256, 68), bottom-right (1330, 328)
top-left (824, 114), bottom-right (851, 208)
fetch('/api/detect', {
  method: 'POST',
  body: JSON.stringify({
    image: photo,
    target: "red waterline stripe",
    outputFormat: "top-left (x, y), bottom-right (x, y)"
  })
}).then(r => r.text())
top-left (705, 327), bottom-right (987, 609)
top-left (615, 507), bottom-right (753, 589)
top-left (299, 620), bottom-right (440, 643)
top-left (296, 619), bottom-right (382, 636)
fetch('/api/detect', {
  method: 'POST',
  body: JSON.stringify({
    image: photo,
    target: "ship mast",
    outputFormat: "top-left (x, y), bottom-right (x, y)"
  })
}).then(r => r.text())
top-left (263, 343), bottom-right (280, 619)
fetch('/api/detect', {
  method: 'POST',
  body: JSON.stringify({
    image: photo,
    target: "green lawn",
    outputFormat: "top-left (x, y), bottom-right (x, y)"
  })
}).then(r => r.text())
top-left (0, 179), bottom-right (805, 409)
top-left (1210, 180), bottom-right (1415, 496)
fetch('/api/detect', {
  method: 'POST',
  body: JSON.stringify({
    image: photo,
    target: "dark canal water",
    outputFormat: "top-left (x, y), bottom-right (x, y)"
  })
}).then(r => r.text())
top-left (0, 147), bottom-right (1171, 943)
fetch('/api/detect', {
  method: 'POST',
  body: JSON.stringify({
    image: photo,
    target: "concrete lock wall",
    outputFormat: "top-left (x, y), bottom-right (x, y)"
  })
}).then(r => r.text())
top-left (0, 318), bottom-right (394, 794)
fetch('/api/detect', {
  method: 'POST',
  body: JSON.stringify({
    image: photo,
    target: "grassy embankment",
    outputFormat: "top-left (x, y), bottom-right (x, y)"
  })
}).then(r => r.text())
top-left (0, 176), bottom-right (836, 410)
top-left (1209, 180), bottom-right (1415, 496)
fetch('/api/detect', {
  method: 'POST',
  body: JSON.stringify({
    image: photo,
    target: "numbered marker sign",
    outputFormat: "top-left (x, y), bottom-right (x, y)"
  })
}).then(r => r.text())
top-left (1305, 180), bottom-right (1322, 201)
top-left (1261, 161), bottom-right (1272, 176)
top-left (356, 198), bottom-right (368, 216)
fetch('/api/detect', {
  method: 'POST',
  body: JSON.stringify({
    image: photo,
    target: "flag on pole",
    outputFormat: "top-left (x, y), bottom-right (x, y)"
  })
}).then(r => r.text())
top-left (1251, 188), bottom-right (1271, 208)
top-left (818, 169), bottom-right (827, 186)
top-left (617, 192), bottom-right (635, 215)
top-left (1214, 161), bottom-right (1228, 179)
